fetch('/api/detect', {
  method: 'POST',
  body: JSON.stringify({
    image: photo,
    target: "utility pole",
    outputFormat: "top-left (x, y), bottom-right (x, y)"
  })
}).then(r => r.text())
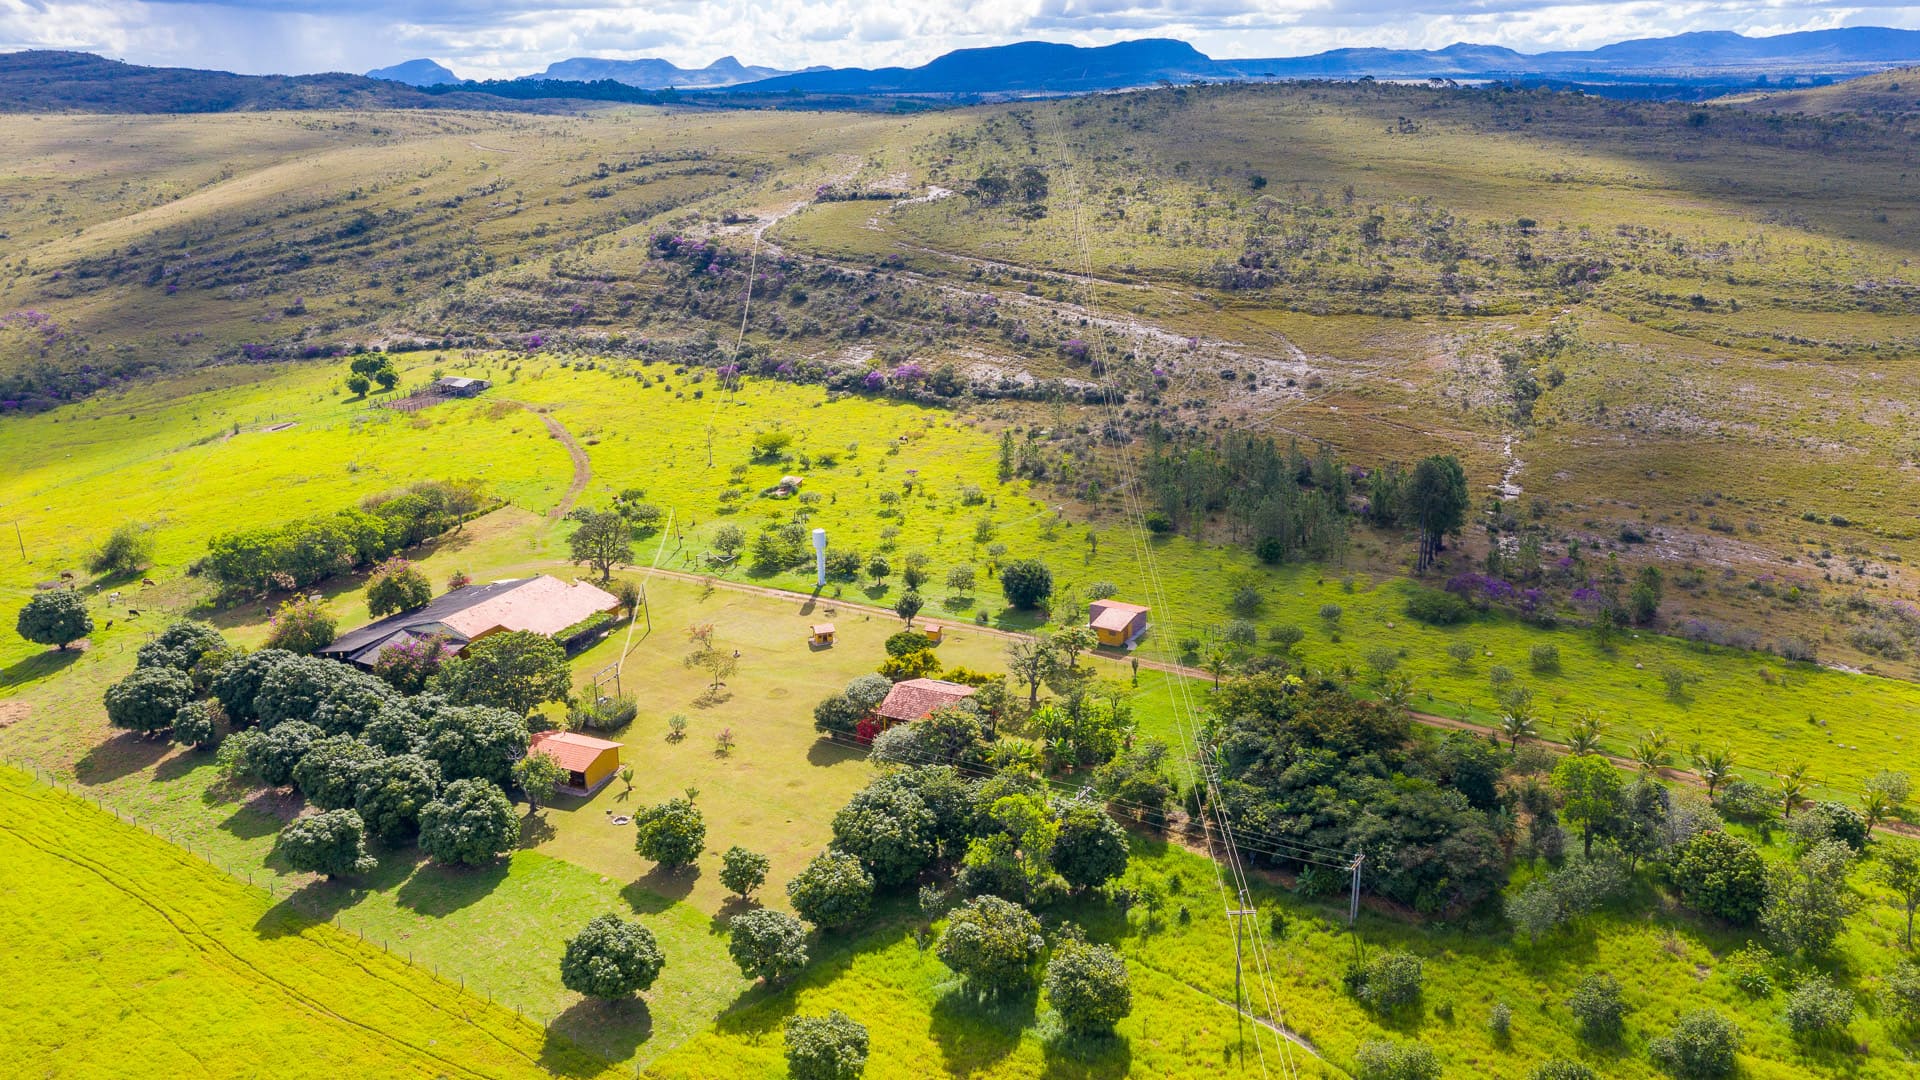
top-left (1226, 897), bottom-right (1257, 1065)
top-left (1348, 852), bottom-right (1365, 927)
top-left (13, 520), bottom-right (24, 561)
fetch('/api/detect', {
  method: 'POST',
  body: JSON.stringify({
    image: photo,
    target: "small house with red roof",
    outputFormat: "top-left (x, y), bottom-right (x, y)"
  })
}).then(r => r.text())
top-left (872, 677), bottom-right (977, 728)
top-left (1088, 599), bottom-right (1150, 648)
top-left (527, 730), bottom-right (623, 796)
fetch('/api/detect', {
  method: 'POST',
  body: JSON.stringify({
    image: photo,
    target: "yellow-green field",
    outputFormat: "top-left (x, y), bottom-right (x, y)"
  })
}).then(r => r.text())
top-left (0, 765), bottom-right (617, 1080)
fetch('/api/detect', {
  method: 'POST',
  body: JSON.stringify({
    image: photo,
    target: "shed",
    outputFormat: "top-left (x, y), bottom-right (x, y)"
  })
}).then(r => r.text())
top-left (1088, 599), bottom-right (1150, 648)
top-left (922, 624), bottom-right (943, 644)
top-left (810, 622), bottom-right (837, 646)
top-left (527, 730), bottom-right (623, 796)
top-left (873, 677), bottom-right (976, 727)
top-left (435, 376), bottom-right (492, 398)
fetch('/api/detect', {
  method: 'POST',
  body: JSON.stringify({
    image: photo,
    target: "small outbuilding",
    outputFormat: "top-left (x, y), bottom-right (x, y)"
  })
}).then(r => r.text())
top-left (873, 677), bottom-right (977, 728)
top-left (809, 622), bottom-right (837, 646)
top-left (1088, 599), bottom-right (1150, 648)
top-left (922, 624), bottom-right (943, 644)
top-left (527, 730), bottom-right (623, 797)
top-left (435, 376), bottom-right (492, 397)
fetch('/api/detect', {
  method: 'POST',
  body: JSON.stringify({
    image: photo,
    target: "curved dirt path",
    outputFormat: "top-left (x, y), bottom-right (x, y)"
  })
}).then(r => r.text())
top-left (500, 400), bottom-right (590, 520)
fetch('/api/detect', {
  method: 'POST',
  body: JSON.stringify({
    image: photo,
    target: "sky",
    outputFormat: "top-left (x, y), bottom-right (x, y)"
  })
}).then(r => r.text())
top-left (2, 0), bottom-right (1917, 79)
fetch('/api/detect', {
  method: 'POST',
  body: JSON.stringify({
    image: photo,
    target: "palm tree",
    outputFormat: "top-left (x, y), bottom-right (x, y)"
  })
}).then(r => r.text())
top-left (1202, 646), bottom-right (1234, 689)
top-left (1377, 674), bottom-right (1415, 717)
top-left (1499, 709), bottom-right (1539, 751)
top-left (1861, 788), bottom-right (1895, 832)
top-left (1565, 710), bottom-right (1606, 756)
top-left (1631, 729), bottom-right (1672, 775)
top-left (1691, 745), bottom-right (1737, 803)
top-left (1778, 762), bottom-right (1813, 820)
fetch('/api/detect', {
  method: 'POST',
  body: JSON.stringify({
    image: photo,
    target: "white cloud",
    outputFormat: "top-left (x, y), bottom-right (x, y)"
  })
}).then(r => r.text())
top-left (2, 0), bottom-right (1916, 78)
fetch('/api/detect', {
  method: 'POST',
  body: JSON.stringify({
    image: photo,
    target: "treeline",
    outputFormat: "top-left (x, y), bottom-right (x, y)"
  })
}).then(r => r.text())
top-left (198, 480), bottom-right (488, 593)
top-left (1141, 429), bottom-right (1351, 564)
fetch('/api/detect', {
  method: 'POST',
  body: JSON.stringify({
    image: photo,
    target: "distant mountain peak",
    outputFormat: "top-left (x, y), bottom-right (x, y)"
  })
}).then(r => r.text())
top-left (366, 58), bottom-right (459, 87)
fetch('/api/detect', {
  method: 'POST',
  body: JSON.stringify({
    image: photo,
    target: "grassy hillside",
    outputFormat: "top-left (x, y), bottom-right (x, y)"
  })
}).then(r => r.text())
top-left (0, 764), bottom-right (617, 1079)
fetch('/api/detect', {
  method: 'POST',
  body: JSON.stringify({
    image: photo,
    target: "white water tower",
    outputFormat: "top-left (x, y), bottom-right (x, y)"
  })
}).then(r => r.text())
top-left (812, 528), bottom-right (828, 587)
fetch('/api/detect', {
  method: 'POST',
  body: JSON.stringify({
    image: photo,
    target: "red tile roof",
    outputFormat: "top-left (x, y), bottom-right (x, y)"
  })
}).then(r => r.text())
top-left (528, 730), bottom-right (622, 773)
top-left (874, 678), bottom-right (977, 722)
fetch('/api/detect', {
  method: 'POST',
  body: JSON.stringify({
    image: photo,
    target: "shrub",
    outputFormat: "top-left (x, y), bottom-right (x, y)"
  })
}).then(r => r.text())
top-left (1044, 936), bottom-right (1132, 1034)
top-left (999, 559), bottom-right (1054, 609)
top-left (1319, 603), bottom-right (1343, 623)
top-left (1885, 961), bottom-right (1920, 1026)
top-left (1720, 944), bottom-right (1774, 997)
top-left (727, 908), bottom-right (809, 985)
top-left (1404, 587), bottom-right (1470, 625)
top-left (89, 521), bottom-right (155, 576)
top-left (785, 1010), bottom-right (868, 1080)
top-left (1446, 641), bottom-right (1476, 666)
top-left (633, 797), bottom-right (707, 870)
top-left (1230, 584), bottom-right (1264, 616)
top-left (1783, 975), bottom-right (1854, 1040)
top-left (1670, 831), bottom-right (1769, 924)
top-left (1488, 1001), bottom-right (1512, 1040)
top-left (15, 589), bottom-right (92, 650)
top-left (937, 895), bottom-right (1045, 996)
top-left (567, 692), bottom-right (638, 732)
top-left (1568, 973), bottom-right (1631, 1042)
top-left (1346, 950), bottom-right (1423, 1015)
top-left (559, 914), bottom-right (664, 1000)
top-left (103, 665), bottom-right (193, 735)
top-left (1269, 624), bottom-right (1305, 652)
top-left (787, 851), bottom-right (873, 930)
top-left (264, 596), bottom-right (336, 655)
top-left (1529, 644), bottom-right (1561, 673)
top-left (1649, 1009), bottom-right (1740, 1078)
top-left (1788, 801), bottom-right (1868, 852)
top-left (365, 557), bottom-right (432, 616)
top-left (1353, 1039), bottom-right (1440, 1080)
top-left (418, 778), bottom-right (518, 866)
top-left (275, 809), bottom-right (377, 879)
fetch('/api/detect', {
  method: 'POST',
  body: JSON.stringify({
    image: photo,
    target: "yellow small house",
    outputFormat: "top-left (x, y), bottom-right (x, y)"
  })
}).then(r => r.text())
top-left (810, 622), bottom-right (837, 646)
top-left (528, 730), bottom-right (623, 796)
top-left (1089, 600), bottom-right (1150, 648)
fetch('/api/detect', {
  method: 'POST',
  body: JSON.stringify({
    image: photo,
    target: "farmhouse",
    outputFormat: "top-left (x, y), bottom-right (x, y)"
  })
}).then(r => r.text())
top-left (435, 376), bottom-right (491, 397)
top-left (527, 730), bottom-right (622, 796)
top-left (318, 574), bottom-right (619, 668)
top-left (1088, 599), bottom-right (1150, 648)
top-left (873, 677), bottom-right (977, 727)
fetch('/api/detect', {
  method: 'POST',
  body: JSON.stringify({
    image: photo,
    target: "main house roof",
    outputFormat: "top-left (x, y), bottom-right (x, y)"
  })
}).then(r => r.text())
top-left (874, 677), bottom-right (977, 722)
top-left (318, 575), bottom-right (618, 667)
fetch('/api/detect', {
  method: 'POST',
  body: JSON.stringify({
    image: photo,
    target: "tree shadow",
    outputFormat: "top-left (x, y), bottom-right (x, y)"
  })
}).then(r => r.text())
top-left (0, 647), bottom-right (82, 691)
top-left (709, 895), bottom-right (760, 936)
top-left (622, 865), bottom-right (700, 914)
top-left (519, 812), bottom-right (559, 848)
top-left (1040, 1030), bottom-right (1133, 1080)
top-left (219, 789), bottom-right (298, 840)
top-left (74, 731), bottom-right (172, 785)
top-left (941, 595), bottom-right (977, 613)
top-left (257, 877), bottom-right (369, 934)
top-left (153, 745), bottom-right (214, 783)
top-left (394, 857), bottom-right (511, 917)
top-left (544, 996), bottom-right (653, 1071)
top-left (806, 738), bottom-right (863, 768)
top-left (692, 687), bottom-right (733, 708)
top-left (929, 987), bottom-right (1035, 1074)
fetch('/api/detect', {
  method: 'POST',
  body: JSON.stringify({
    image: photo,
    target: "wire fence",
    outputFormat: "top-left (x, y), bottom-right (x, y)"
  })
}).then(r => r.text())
top-left (0, 753), bottom-right (629, 1065)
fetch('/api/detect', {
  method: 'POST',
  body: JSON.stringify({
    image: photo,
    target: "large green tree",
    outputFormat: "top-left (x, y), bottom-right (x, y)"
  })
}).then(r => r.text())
top-left (1551, 754), bottom-right (1624, 859)
top-left (787, 851), bottom-right (874, 931)
top-left (103, 665), bottom-right (193, 735)
top-left (1669, 830), bottom-right (1768, 924)
top-left (1762, 840), bottom-right (1857, 958)
top-left (785, 1011), bottom-right (868, 1080)
top-left (559, 914), bottom-right (664, 1000)
top-left (936, 895), bottom-right (1045, 997)
top-left (16, 589), bottom-right (92, 650)
top-left (568, 510), bottom-right (633, 583)
top-left (352, 753), bottom-right (441, 843)
top-left (830, 778), bottom-right (937, 886)
top-left (1049, 802), bottom-right (1130, 891)
top-left (291, 735), bottom-right (385, 810)
top-left (633, 796), bottom-right (707, 870)
top-left (727, 908), bottom-right (810, 985)
top-left (1408, 454), bottom-right (1469, 573)
top-left (366, 558), bottom-right (433, 616)
top-left (418, 778), bottom-right (519, 866)
top-left (423, 704), bottom-right (530, 786)
top-left (1044, 936), bottom-right (1132, 1035)
top-left (275, 809), bottom-right (377, 879)
top-left (999, 559), bottom-right (1054, 610)
top-left (430, 630), bottom-right (572, 716)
